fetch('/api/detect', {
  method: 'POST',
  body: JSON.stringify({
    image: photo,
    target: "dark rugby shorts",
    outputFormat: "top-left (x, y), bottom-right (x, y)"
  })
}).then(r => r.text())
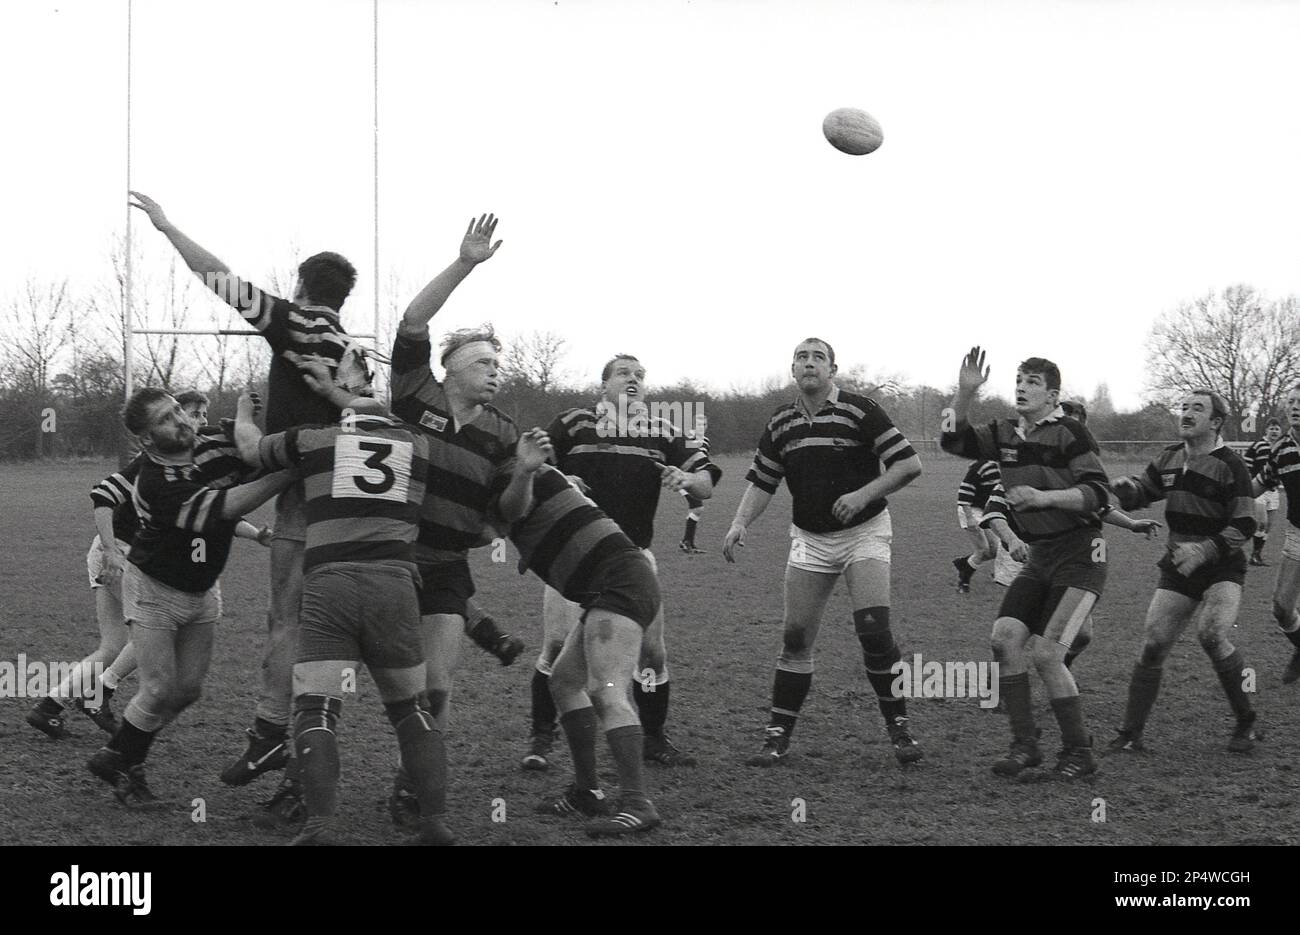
top-left (297, 560), bottom-right (424, 669)
top-left (576, 549), bottom-right (661, 630)
top-left (415, 557), bottom-right (476, 617)
top-left (1156, 548), bottom-right (1246, 601)
top-left (998, 526), bottom-right (1107, 637)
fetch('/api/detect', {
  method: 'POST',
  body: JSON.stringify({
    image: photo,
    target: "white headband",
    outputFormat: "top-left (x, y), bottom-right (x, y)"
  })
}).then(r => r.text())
top-left (443, 340), bottom-right (498, 375)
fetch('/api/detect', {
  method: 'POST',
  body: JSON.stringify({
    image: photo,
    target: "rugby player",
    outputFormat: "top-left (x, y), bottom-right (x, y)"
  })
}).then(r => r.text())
top-left (952, 459), bottom-right (1012, 592)
top-left (86, 389), bottom-right (292, 807)
top-left (679, 413), bottom-right (711, 554)
top-left (522, 355), bottom-right (720, 771)
top-left (1246, 419), bottom-right (1283, 566)
top-left (27, 400), bottom-right (270, 740)
top-left (1264, 388), bottom-right (1300, 683)
top-left (234, 386), bottom-right (505, 845)
top-left (940, 347), bottom-right (1109, 781)
top-left (129, 192), bottom-right (372, 797)
top-left (723, 338), bottom-right (924, 768)
top-left (1106, 390), bottom-right (1260, 754)
top-left (500, 464), bottom-right (665, 836)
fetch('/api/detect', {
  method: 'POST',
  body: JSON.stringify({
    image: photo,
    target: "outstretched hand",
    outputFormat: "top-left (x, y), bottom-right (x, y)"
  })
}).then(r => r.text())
top-left (1131, 519), bottom-right (1163, 540)
top-left (517, 428), bottom-right (553, 472)
top-left (461, 213), bottom-right (503, 264)
top-left (128, 191), bottom-right (169, 229)
top-left (958, 346), bottom-right (990, 396)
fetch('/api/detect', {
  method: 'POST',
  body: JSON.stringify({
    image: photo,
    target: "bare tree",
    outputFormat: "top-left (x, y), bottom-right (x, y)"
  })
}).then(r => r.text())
top-left (1145, 285), bottom-right (1300, 438)
top-left (502, 330), bottom-right (569, 392)
top-left (4, 279), bottom-right (74, 455)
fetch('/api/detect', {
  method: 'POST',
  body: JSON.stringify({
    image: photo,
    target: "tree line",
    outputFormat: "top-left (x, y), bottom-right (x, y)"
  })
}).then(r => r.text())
top-left (2, 276), bottom-right (1297, 462)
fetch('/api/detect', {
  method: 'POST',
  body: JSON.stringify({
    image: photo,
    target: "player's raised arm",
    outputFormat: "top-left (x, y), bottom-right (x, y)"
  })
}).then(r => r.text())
top-left (400, 214), bottom-right (502, 337)
top-left (232, 391), bottom-right (265, 466)
top-left (129, 191), bottom-right (292, 343)
top-left (939, 346), bottom-right (994, 458)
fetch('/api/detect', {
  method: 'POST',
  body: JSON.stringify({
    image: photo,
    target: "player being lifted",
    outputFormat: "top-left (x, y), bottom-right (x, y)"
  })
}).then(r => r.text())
top-left (86, 389), bottom-right (292, 807)
top-left (940, 348), bottom-right (1109, 781)
top-left (1106, 390), bottom-right (1260, 754)
top-left (523, 354), bottom-right (720, 770)
top-left (724, 338), bottom-right (924, 768)
top-left (1265, 387), bottom-right (1300, 683)
top-left (1246, 418), bottom-right (1283, 566)
top-left (129, 192), bottom-right (372, 800)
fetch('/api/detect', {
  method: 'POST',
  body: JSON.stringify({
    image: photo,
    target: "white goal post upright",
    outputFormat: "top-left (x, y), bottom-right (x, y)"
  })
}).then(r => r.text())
top-left (123, 0), bottom-right (385, 406)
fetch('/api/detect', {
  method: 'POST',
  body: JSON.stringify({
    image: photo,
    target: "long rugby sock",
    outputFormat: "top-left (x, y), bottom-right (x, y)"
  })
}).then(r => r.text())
top-left (634, 679), bottom-right (669, 738)
top-left (683, 516), bottom-right (698, 546)
top-left (112, 718), bottom-right (156, 766)
top-left (36, 696), bottom-right (64, 714)
top-left (294, 695), bottom-right (342, 819)
top-left (387, 697), bottom-right (446, 816)
top-left (769, 668), bottom-right (812, 737)
top-left (559, 706), bottom-right (601, 791)
top-left (1122, 663), bottom-right (1163, 734)
top-left (605, 725), bottom-right (647, 801)
top-left (466, 611), bottom-right (507, 653)
top-left (1253, 535), bottom-right (1266, 558)
top-left (855, 608), bottom-right (906, 724)
top-left (1000, 672), bottom-right (1036, 741)
top-left (1049, 695), bottom-right (1089, 749)
top-left (1210, 649), bottom-right (1254, 722)
top-left (530, 669), bottom-right (558, 734)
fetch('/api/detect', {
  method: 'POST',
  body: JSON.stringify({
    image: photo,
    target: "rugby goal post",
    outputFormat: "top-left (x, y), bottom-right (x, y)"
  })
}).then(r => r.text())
top-left (123, 0), bottom-right (384, 407)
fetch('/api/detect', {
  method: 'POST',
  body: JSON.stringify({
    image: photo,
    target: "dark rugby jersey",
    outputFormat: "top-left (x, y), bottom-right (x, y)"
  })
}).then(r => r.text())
top-left (548, 405), bottom-right (721, 549)
top-left (389, 327), bottom-right (518, 560)
top-left (1118, 442), bottom-right (1256, 560)
top-left (957, 460), bottom-right (1000, 510)
top-left (1246, 438), bottom-right (1280, 491)
top-left (91, 454), bottom-right (144, 543)
top-left (258, 416), bottom-right (428, 572)
top-left (128, 426), bottom-right (253, 593)
top-left (941, 409), bottom-right (1109, 543)
top-left (1274, 433), bottom-right (1300, 527)
top-left (499, 465), bottom-right (638, 602)
top-left (225, 284), bottom-right (373, 434)
top-left (746, 385), bottom-right (916, 534)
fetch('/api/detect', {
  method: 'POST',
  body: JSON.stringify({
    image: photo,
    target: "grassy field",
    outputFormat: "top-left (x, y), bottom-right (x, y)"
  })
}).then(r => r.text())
top-left (2, 453), bottom-right (1297, 846)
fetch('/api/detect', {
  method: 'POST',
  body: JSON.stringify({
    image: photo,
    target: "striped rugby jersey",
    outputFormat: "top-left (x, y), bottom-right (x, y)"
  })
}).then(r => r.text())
top-left (941, 409), bottom-right (1109, 543)
top-left (1274, 432), bottom-right (1300, 527)
top-left (498, 465), bottom-right (638, 602)
top-left (90, 454), bottom-right (144, 543)
top-left (1118, 441), bottom-right (1256, 559)
top-left (1246, 438), bottom-right (1278, 490)
top-left (547, 405), bottom-right (721, 549)
top-left (957, 460), bottom-right (1000, 510)
top-left (224, 285), bottom-right (373, 434)
top-left (746, 384), bottom-right (916, 534)
top-left (257, 415), bottom-right (429, 572)
top-left (128, 425), bottom-right (254, 593)
top-left (389, 328), bottom-right (519, 561)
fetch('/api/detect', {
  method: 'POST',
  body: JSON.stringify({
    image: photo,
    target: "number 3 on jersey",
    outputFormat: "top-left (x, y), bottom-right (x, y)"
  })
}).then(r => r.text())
top-left (332, 434), bottom-right (413, 502)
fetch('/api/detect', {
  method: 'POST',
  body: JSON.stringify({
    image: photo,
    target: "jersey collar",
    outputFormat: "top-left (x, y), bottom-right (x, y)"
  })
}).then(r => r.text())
top-left (796, 382), bottom-right (839, 419)
top-left (1015, 405), bottom-right (1064, 439)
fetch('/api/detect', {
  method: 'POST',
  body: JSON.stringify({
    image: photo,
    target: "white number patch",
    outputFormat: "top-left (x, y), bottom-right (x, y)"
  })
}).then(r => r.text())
top-left (332, 434), bottom-right (413, 502)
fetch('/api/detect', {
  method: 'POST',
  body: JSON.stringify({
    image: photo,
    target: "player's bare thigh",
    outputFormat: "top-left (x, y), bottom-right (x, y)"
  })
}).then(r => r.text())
top-left (422, 613), bottom-right (465, 689)
top-left (782, 565), bottom-right (838, 655)
top-left (1272, 553), bottom-right (1300, 619)
top-left (1136, 588), bottom-right (1198, 664)
top-left (1195, 581), bottom-right (1244, 659)
top-left (843, 558), bottom-right (890, 611)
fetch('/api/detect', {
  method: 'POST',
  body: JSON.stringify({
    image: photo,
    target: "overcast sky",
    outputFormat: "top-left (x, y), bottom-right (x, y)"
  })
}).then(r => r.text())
top-left (4, 0), bottom-right (1298, 410)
